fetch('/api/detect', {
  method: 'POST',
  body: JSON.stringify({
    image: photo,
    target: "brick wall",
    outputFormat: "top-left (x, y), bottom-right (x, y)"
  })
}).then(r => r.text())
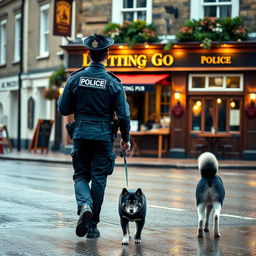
top-left (77, 0), bottom-right (112, 36)
top-left (152, 0), bottom-right (190, 36)
top-left (76, 0), bottom-right (256, 38)
top-left (240, 0), bottom-right (256, 33)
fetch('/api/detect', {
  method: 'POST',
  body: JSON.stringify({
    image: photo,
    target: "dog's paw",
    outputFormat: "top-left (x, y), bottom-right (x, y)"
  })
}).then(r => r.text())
top-left (122, 236), bottom-right (129, 245)
top-left (198, 229), bottom-right (203, 238)
top-left (204, 227), bottom-right (209, 232)
top-left (214, 233), bottom-right (221, 238)
top-left (135, 239), bottom-right (141, 244)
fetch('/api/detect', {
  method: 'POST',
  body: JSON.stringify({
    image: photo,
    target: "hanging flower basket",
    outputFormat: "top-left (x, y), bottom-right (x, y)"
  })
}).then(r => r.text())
top-left (44, 65), bottom-right (66, 100)
top-left (44, 87), bottom-right (60, 100)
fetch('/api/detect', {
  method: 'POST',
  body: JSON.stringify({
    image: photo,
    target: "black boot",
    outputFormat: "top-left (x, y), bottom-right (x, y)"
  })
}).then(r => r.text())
top-left (76, 205), bottom-right (92, 237)
top-left (86, 224), bottom-right (100, 238)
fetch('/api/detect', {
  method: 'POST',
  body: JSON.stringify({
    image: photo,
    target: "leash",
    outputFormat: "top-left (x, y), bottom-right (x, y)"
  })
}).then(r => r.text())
top-left (120, 149), bottom-right (129, 187)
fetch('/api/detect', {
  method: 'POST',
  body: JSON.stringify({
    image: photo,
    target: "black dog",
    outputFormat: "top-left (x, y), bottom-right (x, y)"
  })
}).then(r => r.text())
top-left (118, 188), bottom-right (147, 244)
top-left (196, 152), bottom-right (225, 238)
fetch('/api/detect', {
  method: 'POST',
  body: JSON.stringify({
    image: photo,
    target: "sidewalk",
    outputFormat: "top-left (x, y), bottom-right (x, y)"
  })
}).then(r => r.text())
top-left (0, 150), bottom-right (256, 169)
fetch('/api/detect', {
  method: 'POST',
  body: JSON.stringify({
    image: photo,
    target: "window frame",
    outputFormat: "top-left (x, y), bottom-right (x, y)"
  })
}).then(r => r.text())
top-left (13, 13), bottom-right (21, 63)
top-left (190, 96), bottom-right (242, 134)
top-left (190, 0), bottom-right (239, 19)
top-left (188, 73), bottom-right (243, 92)
top-left (0, 19), bottom-right (7, 66)
top-left (112, 0), bottom-right (152, 24)
top-left (39, 3), bottom-right (50, 58)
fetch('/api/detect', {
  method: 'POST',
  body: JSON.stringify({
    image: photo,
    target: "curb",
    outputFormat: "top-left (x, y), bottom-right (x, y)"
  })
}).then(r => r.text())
top-left (0, 155), bottom-right (256, 170)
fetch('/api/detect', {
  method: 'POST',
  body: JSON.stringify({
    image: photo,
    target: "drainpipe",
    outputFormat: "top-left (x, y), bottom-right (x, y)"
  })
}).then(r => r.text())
top-left (17, 0), bottom-right (25, 151)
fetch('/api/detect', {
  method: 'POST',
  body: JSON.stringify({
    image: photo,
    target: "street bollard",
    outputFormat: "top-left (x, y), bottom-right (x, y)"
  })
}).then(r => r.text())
top-left (0, 128), bottom-right (3, 154)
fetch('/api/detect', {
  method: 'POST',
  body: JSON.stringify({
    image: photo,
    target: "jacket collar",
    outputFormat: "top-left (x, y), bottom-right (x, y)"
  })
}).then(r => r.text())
top-left (89, 62), bottom-right (106, 70)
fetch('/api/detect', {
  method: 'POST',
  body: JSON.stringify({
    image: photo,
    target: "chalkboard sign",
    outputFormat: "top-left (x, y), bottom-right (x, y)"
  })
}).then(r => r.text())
top-left (29, 119), bottom-right (54, 153)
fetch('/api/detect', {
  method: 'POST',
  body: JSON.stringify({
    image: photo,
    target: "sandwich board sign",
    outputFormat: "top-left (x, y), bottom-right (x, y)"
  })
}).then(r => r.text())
top-left (29, 119), bottom-right (54, 153)
top-left (0, 125), bottom-right (12, 152)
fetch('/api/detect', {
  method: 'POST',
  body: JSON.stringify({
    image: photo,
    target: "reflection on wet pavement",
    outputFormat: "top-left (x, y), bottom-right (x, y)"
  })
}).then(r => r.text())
top-left (0, 161), bottom-right (256, 255)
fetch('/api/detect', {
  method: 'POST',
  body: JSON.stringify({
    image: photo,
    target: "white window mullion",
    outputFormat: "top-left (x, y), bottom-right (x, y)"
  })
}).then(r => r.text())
top-left (192, 0), bottom-right (237, 19)
top-left (217, 5), bottom-right (220, 18)
top-left (112, 0), bottom-right (150, 23)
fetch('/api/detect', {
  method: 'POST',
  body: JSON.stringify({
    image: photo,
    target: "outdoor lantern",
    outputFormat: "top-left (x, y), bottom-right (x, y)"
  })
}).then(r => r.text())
top-left (174, 91), bottom-right (181, 102)
top-left (250, 92), bottom-right (256, 103)
top-left (245, 92), bottom-right (256, 118)
top-left (172, 91), bottom-right (184, 117)
top-left (230, 101), bottom-right (236, 108)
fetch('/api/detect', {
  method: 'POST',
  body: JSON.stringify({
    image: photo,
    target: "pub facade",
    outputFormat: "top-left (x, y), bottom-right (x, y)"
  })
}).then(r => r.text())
top-left (61, 41), bottom-right (256, 159)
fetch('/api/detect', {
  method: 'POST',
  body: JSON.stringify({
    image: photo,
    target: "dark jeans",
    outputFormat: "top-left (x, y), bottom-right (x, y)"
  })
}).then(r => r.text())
top-left (72, 139), bottom-right (116, 225)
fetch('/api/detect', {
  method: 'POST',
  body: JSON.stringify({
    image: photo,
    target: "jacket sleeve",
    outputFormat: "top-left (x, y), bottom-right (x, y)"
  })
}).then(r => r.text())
top-left (57, 77), bottom-right (75, 116)
top-left (115, 83), bottom-right (130, 142)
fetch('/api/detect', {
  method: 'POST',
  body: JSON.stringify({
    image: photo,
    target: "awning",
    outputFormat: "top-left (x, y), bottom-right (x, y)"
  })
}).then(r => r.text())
top-left (115, 74), bottom-right (170, 92)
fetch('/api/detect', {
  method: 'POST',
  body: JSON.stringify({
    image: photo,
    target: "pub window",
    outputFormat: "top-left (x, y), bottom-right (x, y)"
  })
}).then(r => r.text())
top-left (126, 83), bottom-right (170, 131)
top-left (192, 99), bottom-right (202, 131)
top-left (190, 0), bottom-right (239, 19)
top-left (189, 74), bottom-right (243, 91)
top-left (190, 97), bottom-right (241, 133)
top-left (112, 0), bottom-right (152, 24)
top-left (39, 4), bottom-right (50, 57)
top-left (0, 19), bottom-right (7, 65)
top-left (203, 0), bottom-right (232, 18)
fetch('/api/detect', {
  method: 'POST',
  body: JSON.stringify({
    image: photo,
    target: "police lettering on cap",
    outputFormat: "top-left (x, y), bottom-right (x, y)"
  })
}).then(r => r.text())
top-left (83, 34), bottom-right (114, 50)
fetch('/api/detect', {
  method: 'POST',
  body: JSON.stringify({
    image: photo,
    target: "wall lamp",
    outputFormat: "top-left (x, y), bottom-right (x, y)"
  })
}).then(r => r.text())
top-left (174, 91), bottom-right (181, 103)
top-left (245, 92), bottom-right (256, 118)
top-left (172, 91), bottom-right (184, 117)
top-left (250, 92), bottom-right (256, 104)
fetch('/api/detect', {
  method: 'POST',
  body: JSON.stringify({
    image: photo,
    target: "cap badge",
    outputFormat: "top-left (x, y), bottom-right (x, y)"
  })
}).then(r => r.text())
top-left (92, 40), bottom-right (98, 48)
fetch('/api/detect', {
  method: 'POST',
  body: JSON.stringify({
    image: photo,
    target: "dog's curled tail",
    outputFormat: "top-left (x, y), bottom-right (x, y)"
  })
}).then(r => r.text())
top-left (198, 152), bottom-right (218, 178)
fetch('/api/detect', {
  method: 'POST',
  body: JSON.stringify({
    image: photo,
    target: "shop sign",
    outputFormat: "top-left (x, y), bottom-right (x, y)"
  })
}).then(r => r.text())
top-left (0, 77), bottom-right (18, 91)
top-left (53, 0), bottom-right (73, 37)
top-left (83, 53), bottom-right (174, 69)
top-left (123, 85), bottom-right (154, 92)
top-left (66, 46), bottom-right (256, 70)
top-left (201, 56), bottom-right (232, 65)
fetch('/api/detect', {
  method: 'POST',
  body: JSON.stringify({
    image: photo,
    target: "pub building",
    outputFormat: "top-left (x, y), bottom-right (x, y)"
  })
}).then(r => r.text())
top-left (61, 41), bottom-right (256, 160)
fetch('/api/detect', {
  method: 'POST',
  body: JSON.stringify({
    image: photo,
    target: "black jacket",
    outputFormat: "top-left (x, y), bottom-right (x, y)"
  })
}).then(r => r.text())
top-left (57, 62), bottom-right (130, 142)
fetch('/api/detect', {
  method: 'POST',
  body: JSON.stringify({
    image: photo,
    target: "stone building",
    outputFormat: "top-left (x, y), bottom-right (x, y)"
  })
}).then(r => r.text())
top-left (0, 0), bottom-right (75, 149)
top-left (76, 0), bottom-right (255, 38)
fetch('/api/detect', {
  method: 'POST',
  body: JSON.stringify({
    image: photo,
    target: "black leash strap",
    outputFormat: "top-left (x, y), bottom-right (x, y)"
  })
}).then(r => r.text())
top-left (120, 150), bottom-right (128, 187)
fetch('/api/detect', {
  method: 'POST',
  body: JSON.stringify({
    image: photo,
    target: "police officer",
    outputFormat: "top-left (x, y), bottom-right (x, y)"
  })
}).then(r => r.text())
top-left (57, 34), bottom-right (131, 238)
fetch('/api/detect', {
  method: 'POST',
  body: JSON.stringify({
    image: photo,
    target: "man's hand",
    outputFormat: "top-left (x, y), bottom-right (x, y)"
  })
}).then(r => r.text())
top-left (120, 139), bottom-right (131, 152)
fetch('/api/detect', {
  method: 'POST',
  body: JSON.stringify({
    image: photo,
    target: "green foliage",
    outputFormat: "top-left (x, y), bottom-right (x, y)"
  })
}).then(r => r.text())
top-left (176, 17), bottom-right (248, 49)
top-left (104, 20), bottom-right (159, 48)
top-left (49, 65), bottom-right (66, 88)
top-left (45, 65), bottom-right (66, 100)
top-left (164, 40), bottom-right (174, 50)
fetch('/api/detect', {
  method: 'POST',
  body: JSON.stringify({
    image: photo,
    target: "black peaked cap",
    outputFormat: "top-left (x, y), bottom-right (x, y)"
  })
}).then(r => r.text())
top-left (83, 34), bottom-right (114, 50)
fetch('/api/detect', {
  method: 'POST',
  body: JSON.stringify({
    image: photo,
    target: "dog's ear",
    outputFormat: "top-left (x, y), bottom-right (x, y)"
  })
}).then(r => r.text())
top-left (122, 188), bottom-right (128, 197)
top-left (136, 188), bottom-right (143, 198)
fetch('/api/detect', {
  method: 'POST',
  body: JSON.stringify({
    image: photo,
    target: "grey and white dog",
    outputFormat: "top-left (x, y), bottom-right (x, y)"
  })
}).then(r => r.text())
top-left (196, 152), bottom-right (225, 238)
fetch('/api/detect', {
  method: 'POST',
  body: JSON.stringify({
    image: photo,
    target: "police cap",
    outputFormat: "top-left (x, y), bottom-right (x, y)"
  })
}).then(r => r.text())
top-left (83, 34), bottom-right (114, 50)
